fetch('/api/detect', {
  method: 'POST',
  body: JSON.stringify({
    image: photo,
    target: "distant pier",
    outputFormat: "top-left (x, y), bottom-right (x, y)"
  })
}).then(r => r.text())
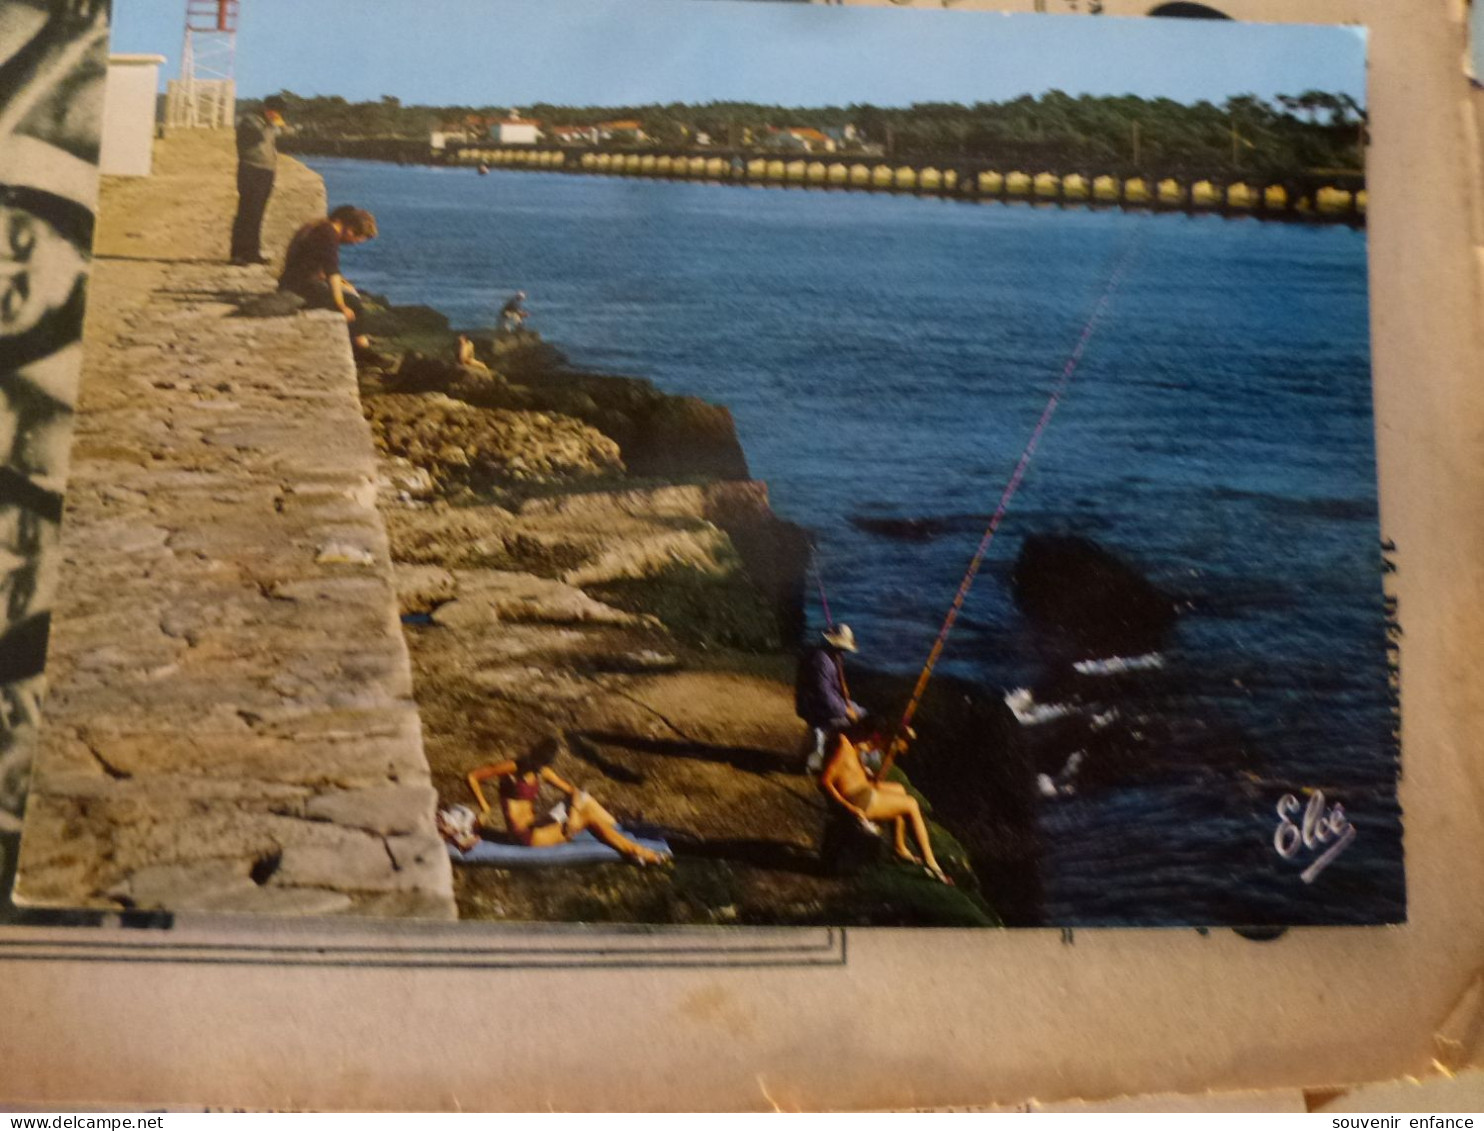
top-left (445, 143), bottom-right (1366, 223)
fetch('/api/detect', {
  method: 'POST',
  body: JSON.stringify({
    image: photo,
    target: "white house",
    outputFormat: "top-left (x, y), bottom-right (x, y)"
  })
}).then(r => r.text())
top-left (489, 113), bottom-right (540, 145)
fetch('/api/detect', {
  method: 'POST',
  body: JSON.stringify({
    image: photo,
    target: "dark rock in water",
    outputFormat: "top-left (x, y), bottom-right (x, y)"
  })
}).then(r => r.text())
top-left (626, 395), bottom-right (750, 481)
top-left (1012, 534), bottom-right (1175, 654)
top-left (848, 515), bottom-right (954, 542)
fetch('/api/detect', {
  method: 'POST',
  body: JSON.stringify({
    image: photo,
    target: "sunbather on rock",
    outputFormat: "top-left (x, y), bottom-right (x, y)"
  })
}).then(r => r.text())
top-left (461, 736), bottom-right (667, 866)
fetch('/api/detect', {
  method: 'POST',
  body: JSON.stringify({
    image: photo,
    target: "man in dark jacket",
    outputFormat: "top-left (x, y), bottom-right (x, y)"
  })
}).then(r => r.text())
top-left (229, 95), bottom-right (286, 265)
top-left (795, 623), bottom-right (863, 774)
top-left (278, 205), bottom-right (378, 347)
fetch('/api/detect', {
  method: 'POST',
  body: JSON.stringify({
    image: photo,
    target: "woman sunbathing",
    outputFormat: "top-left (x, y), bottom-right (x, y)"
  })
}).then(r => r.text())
top-left (461, 736), bottom-right (667, 866)
top-left (820, 715), bottom-right (951, 884)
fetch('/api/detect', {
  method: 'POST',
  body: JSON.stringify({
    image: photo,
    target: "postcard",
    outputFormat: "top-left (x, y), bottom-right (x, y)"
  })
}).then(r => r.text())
top-left (7, 0), bottom-right (1484, 1113)
top-left (3, 0), bottom-right (1395, 935)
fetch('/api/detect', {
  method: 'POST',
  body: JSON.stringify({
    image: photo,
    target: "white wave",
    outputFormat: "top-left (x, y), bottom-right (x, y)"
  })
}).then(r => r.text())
top-left (1004, 688), bottom-right (1077, 726)
top-left (1038, 750), bottom-right (1086, 799)
top-left (1072, 652), bottom-right (1165, 676)
top-left (1036, 773), bottom-right (1079, 800)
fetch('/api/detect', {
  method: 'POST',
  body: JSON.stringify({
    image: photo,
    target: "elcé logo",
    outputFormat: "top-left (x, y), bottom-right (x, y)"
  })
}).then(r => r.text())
top-left (1273, 790), bottom-right (1356, 883)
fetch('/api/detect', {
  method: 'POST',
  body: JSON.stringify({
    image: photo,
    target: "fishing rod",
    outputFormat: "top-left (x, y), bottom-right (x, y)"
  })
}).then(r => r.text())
top-left (813, 543), bottom-right (837, 633)
top-left (810, 540), bottom-right (856, 710)
top-left (876, 233), bottom-right (1143, 781)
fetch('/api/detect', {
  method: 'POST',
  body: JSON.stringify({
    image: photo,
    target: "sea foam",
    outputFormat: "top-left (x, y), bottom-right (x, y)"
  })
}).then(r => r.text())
top-left (1004, 688), bottom-right (1078, 726)
top-left (1072, 652), bottom-right (1165, 676)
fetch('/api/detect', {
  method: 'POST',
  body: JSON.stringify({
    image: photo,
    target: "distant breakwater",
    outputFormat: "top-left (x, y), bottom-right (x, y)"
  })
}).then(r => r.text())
top-left (483, 149), bottom-right (1364, 225)
top-left (472, 148), bottom-right (1364, 223)
top-left (282, 136), bottom-right (1367, 224)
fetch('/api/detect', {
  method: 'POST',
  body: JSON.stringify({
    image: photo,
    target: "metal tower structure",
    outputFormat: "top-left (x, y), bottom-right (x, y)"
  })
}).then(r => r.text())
top-left (166, 0), bottom-right (239, 128)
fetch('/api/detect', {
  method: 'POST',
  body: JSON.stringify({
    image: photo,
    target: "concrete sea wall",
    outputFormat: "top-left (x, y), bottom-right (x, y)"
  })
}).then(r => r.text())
top-left (13, 133), bottom-right (456, 918)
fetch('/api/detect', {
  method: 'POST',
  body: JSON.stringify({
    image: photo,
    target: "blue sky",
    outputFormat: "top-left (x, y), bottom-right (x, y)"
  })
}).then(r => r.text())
top-left (111, 0), bottom-right (1366, 109)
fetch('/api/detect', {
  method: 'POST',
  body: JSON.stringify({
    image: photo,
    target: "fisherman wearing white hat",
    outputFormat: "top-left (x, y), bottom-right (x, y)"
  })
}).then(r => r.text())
top-left (499, 290), bottom-right (528, 335)
top-left (794, 623), bottom-right (865, 775)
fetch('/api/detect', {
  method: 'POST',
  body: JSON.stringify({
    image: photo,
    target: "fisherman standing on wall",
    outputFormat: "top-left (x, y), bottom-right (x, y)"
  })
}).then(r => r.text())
top-left (230, 95), bottom-right (287, 266)
top-left (794, 623), bottom-right (864, 774)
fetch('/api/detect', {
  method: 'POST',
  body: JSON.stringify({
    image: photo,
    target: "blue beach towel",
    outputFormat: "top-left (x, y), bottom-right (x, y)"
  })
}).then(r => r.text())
top-left (447, 828), bottom-right (672, 867)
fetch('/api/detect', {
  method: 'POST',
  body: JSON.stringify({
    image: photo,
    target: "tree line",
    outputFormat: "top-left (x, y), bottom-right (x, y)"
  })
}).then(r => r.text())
top-left (256, 90), bottom-right (1365, 178)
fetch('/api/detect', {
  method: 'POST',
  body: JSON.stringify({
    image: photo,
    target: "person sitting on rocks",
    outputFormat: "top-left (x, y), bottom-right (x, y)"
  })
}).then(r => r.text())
top-left (820, 715), bottom-right (950, 885)
top-left (278, 204), bottom-right (378, 348)
top-left (463, 735), bottom-right (667, 866)
top-left (454, 333), bottom-right (489, 372)
top-left (794, 623), bottom-right (864, 774)
top-left (498, 290), bottom-right (527, 335)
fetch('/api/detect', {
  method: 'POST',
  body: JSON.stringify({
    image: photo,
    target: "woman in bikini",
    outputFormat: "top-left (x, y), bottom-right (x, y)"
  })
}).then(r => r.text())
top-left (460, 736), bottom-right (667, 866)
top-left (819, 715), bottom-right (950, 884)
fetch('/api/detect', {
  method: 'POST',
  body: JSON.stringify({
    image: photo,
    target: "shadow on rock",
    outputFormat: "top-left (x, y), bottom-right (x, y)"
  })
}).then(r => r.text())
top-left (667, 833), bottom-right (827, 877)
top-left (577, 729), bottom-right (795, 777)
top-left (565, 731), bottom-right (648, 785)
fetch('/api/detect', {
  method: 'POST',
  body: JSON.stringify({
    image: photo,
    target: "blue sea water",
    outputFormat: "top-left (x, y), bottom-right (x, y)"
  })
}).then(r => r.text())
top-left (308, 158), bottom-right (1402, 926)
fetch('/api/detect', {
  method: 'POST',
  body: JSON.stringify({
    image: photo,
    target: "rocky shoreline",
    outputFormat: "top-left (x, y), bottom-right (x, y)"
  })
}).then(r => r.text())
top-left (351, 298), bottom-right (1009, 926)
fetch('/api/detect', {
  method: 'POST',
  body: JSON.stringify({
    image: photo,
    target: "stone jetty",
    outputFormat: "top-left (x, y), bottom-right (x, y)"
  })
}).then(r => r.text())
top-left (13, 133), bottom-right (456, 918)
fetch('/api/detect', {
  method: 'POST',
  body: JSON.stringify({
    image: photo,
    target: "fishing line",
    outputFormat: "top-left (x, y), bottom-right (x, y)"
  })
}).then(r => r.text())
top-left (812, 543), bottom-right (838, 632)
top-left (878, 230), bottom-right (1144, 778)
